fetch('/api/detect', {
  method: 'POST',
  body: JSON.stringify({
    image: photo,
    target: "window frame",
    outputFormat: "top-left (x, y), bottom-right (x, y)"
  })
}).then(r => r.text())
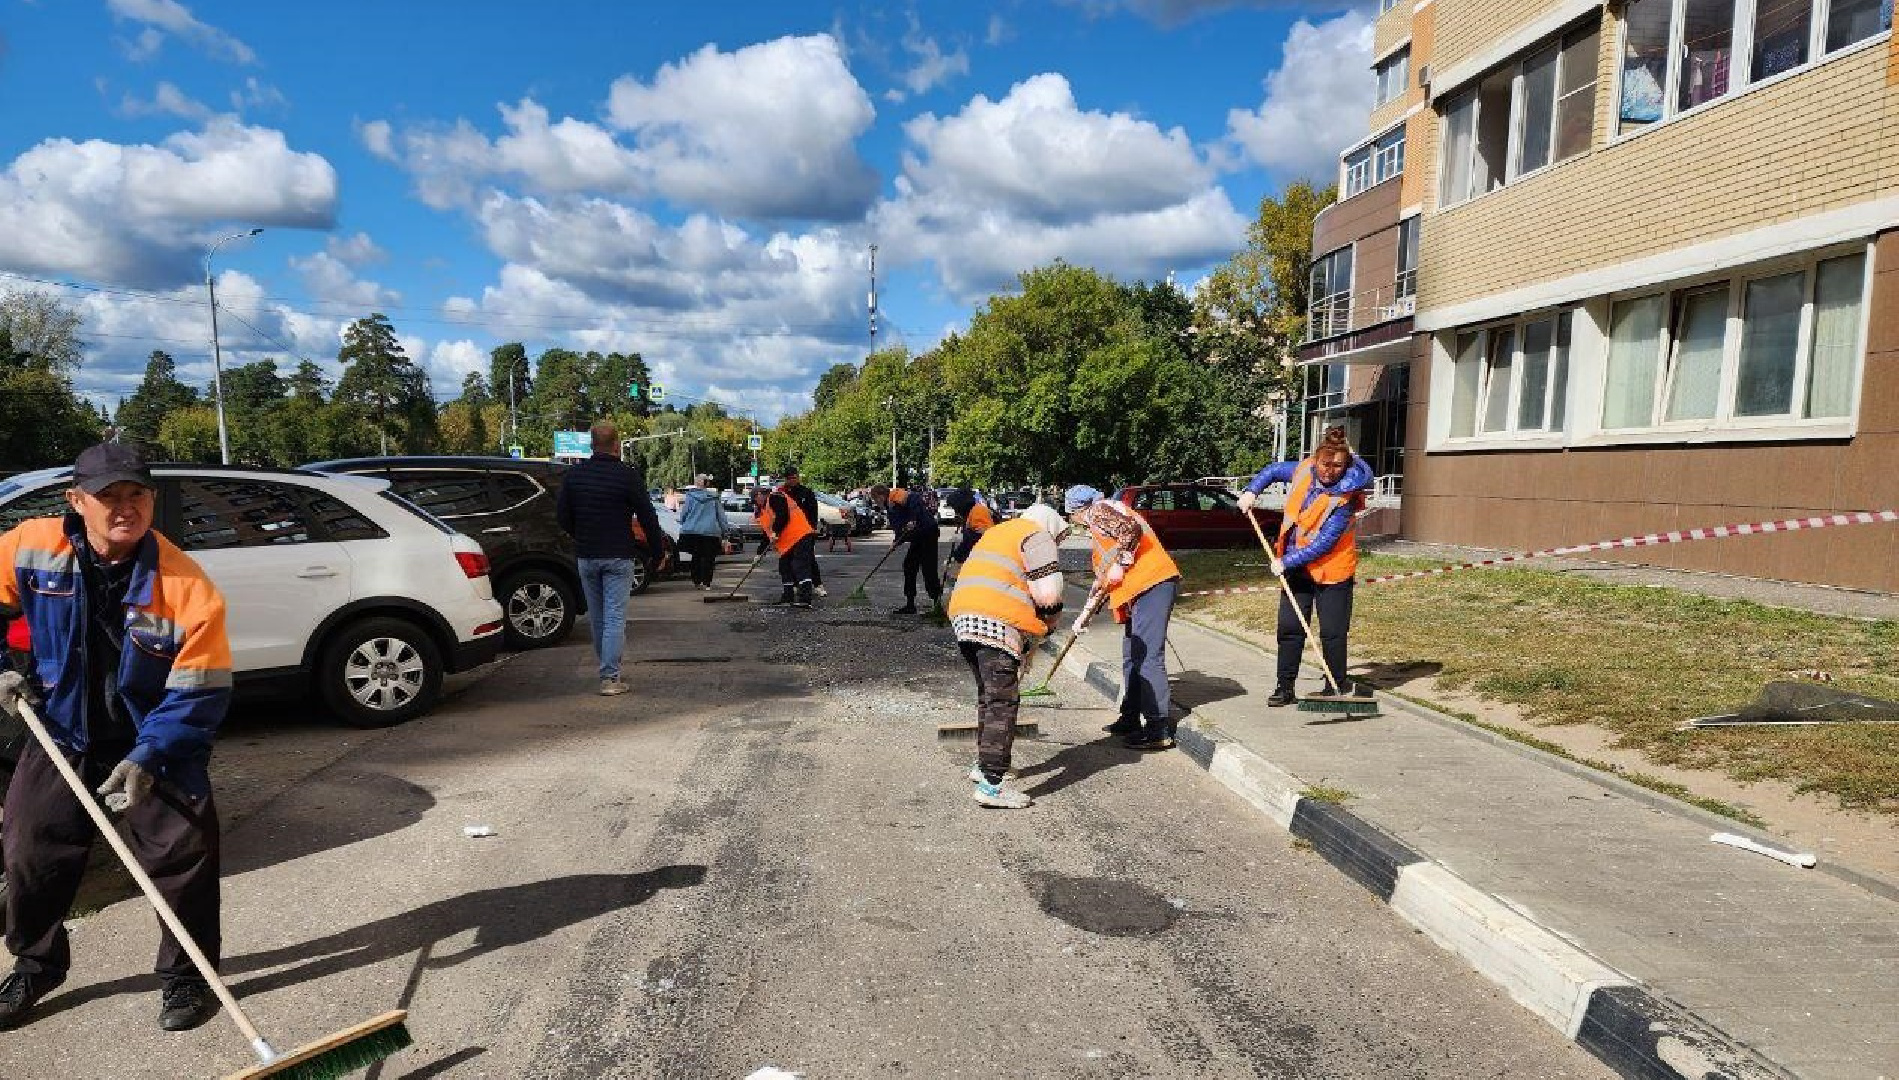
top-left (1450, 310), bottom-right (1577, 442)
top-left (1306, 244), bottom-right (1356, 342)
top-left (1440, 18), bottom-right (1603, 207)
top-left (1375, 47), bottom-right (1411, 108)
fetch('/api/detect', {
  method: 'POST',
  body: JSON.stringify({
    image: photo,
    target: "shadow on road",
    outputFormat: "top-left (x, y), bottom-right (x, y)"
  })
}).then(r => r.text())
top-left (1168, 672), bottom-right (1246, 715)
top-left (32, 867), bottom-right (707, 1020)
top-left (1017, 736), bottom-right (1143, 801)
top-left (222, 769), bottom-right (437, 877)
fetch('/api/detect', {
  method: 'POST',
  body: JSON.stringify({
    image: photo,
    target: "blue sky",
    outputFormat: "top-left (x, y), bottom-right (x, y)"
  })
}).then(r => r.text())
top-left (0, 0), bottom-right (1376, 422)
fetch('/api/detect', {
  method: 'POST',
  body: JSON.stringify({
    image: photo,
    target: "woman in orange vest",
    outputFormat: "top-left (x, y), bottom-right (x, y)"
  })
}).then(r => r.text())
top-left (946, 503), bottom-right (1069, 809)
top-left (759, 467), bottom-right (819, 607)
top-left (1065, 484), bottom-right (1182, 751)
top-left (1236, 426), bottom-right (1375, 706)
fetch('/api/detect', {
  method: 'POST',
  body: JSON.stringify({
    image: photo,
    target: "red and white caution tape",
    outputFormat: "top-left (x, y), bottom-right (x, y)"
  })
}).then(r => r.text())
top-left (1179, 509), bottom-right (1899, 600)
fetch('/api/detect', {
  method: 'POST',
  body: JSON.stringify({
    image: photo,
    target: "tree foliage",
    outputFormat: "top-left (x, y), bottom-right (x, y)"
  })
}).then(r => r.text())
top-left (0, 291), bottom-right (107, 469)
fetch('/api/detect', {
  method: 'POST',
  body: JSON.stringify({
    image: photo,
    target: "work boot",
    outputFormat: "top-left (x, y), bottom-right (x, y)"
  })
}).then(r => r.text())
top-left (780, 586), bottom-right (797, 605)
top-left (1266, 686), bottom-right (1297, 708)
top-left (1102, 717), bottom-right (1142, 735)
top-left (891, 602), bottom-right (918, 615)
top-left (0, 971), bottom-right (63, 1030)
top-left (158, 978), bottom-right (217, 1032)
top-left (971, 776), bottom-right (1033, 809)
top-left (796, 583), bottom-right (814, 607)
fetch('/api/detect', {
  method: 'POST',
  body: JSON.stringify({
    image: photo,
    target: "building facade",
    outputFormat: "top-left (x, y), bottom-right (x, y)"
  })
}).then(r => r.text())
top-left (1388, 0), bottom-right (1896, 591)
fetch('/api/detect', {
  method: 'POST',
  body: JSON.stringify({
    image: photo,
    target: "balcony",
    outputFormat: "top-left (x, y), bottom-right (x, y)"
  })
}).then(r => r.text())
top-left (1300, 280), bottom-right (1417, 367)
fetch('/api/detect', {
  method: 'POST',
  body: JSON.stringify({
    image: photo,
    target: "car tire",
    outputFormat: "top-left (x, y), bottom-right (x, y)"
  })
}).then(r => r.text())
top-left (499, 569), bottom-right (576, 650)
top-left (628, 554), bottom-right (655, 595)
top-left (319, 616), bottom-right (444, 729)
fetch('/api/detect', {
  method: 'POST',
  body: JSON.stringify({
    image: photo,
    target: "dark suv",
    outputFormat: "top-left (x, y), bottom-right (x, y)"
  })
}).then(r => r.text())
top-left (308, 457), bottom-right (670, 650)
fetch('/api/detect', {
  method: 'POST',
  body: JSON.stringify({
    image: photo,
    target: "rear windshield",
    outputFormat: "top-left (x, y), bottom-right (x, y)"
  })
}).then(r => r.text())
top-left (376, 489), bottom-right (454, 534)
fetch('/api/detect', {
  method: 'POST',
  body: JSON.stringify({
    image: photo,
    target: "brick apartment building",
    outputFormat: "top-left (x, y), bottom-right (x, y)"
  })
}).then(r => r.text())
top-left (1301, 0), bottom-right (1897, 591)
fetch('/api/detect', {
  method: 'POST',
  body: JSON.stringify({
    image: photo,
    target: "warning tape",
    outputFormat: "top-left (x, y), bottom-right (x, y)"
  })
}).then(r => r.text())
top-left (1178, 509), bottom-right (1899, 600)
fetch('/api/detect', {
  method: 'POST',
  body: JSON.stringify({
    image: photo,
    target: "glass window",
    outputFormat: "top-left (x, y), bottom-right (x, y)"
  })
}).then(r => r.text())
top-left (0, 486), bottom-right (72, 534)
top-left (1395, 217), bottom-right (1419, 300)
top-left (1376, 49), bottom-right (1410, 107)
top-left (1450, 332), bottom-right (1483, 438)
top-left (1307, 247), bottom-right (1354, 340)
top-left (1826, 0), bottom-right (1894, 52)
top-left (390, 471), bottom-right (491, 518)
top-left (1440, 92), bottom-right (1476, 206)
top-left (490, 472), bottom-right (542, 509)
top-left (306, 493), bottom-right (387, 542)
top-left (1135, 489), bottom-right (1175, 512)
top-left (1620, 0), bottom-right (1672, 130)
top-left (1678, 0), bottom-right (1738, 113)
top-left (1550, 314), bottom-right (1572, 430)
top-left (1603, 295), bottom-right (1665, 428)
top-left (1555, 27), bottom-right (1600, 160)
top-left (1373, 129), bottom-right (1406, 184)
top-left (1515, 44), bottom-right (1560, 176)
top-left (1805, 254), bottom-right (1865, 418)
top-left (1664, 286), bottom-right (1730, 421)
top-left (1518, 318), bottom-right (1556, 431)
top-left (1481, 327), bottom-right (1517, 432)
top-left (1474, 68), bottom-right (1514, 196)
top-left (1753, 0), bottom-right (1813, 79)
top-left (1342, 145), bottom-right (1372, 197)
top-left (176, 478), bottom-right (316, 550)
top-left (1734, 272), bottom-right (1806, 417)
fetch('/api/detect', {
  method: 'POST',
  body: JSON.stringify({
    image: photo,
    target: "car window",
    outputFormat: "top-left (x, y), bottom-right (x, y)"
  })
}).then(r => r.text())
top-left (1195, 488), bottom-right (1240, 512)
top-left (722, 497), bottom-right (752, 513)
top-left (389, 471), bottom-right (491, 518)
top-left (175, 478), bottom-right (318, 550)
top-left (306, 492), bottom-right (388, 542)
top-left (489, 472), bottom-right (541, 510)
top-left (1134, 489), bottom-right (1175, 512)
top-left (0, 485), bottom-right (72, 533)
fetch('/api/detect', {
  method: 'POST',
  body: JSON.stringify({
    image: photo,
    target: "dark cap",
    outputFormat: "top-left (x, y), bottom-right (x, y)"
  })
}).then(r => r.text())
top-left (782, 465), bottom-right (800, 478)
top-left (73, 443), bottom-right (155, 494)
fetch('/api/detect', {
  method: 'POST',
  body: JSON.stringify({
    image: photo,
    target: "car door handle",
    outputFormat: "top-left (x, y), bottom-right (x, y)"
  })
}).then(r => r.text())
top-left (297, 566), bottom-right (339, 579)
top-left (481, 526), bottom-right (513, 534)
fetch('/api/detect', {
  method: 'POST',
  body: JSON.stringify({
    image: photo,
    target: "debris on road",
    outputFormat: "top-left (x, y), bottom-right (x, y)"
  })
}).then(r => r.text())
top-left (1710, 832), bottom-right (1816, 868)
top-left (462, 824), bottom-right (498, 838)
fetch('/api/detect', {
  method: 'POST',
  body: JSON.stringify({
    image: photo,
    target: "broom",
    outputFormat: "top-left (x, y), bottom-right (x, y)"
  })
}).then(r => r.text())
top-left (703, 543), bottom-right (767, 603)
top-left (1243, 509), bottom-right (1372, 716)
top-left (845, 537), bottom-right (904, 602)
top-left (13, 698), bottom-right (410, 1079)
top-left (1020, 580), bottom-right (1109, 697)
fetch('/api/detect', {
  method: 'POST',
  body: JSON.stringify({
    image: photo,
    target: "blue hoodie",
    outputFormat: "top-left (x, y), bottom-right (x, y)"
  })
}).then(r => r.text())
top-left (677, 486), bottom-right (730, 538)
top-left (1243, 455), bottom-right (1374, 570)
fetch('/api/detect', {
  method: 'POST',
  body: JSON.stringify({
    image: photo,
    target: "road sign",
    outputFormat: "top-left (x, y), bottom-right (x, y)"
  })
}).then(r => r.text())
top-left (551, 430), bottom-right (590, 458)
top-left (628, 382), bottom-right (641, 398)
top-left (649, 384), bottom-right (666, 403)
top-left (746, 433), bottom-right (763, 451)
top-left (507, 444), bottom-right (525, 459)
top-left (749, 462), bottom-right (759, 477)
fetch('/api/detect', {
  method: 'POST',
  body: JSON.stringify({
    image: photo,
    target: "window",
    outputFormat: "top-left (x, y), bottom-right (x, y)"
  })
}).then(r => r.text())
top-left (1449, 332), bottom-right (1483, 438)
top-left (1452, 313), bottom-right (1575, 438)
top-left (0, 486), bottom-right (72, 533)
top-left (1134, 489), bottom-right (1176, 512)
top-left (306, 493), bottom-right (387, 543)
top-left (1343, 128), bottom-right (1406, 198)
top-left (176, 479), bottom-right (317, 550)
top-left (1375, 48), bottom-right (1410, 107)
top-left (1395, 216), bottom-right (1419, 300)
top-left (1380, 0), bottom-right (1401, 12)
top-left (1480, 327), bottom-right (1517, 433)
top-left (1441, 22), bottom-right (1599, 205)
top-left (1618, 0), bottom-right (1892, 134)
top-left (489, 472), bottom-right (543, 511)
top-left (1342, 147), bottom-right (1371, 197)
top-left (1601, 251), bottom-right (1867, 429)
top-left (390, 471), bottom-right (491, 518)
top-left (1307, 247), bottom-right (1354, 340)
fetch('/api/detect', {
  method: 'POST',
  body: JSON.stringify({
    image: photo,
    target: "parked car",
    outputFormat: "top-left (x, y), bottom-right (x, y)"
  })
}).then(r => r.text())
top-left (934, 488), bottom-right (959, 523)
top-left (814, 492), bottom-right (856, 537)
top-left (0, 464), bottom-right (504, 728)
top-left (1113, 483), bottom-right (1284, 550)
top-left (721, 492), bottom-right (762, 541)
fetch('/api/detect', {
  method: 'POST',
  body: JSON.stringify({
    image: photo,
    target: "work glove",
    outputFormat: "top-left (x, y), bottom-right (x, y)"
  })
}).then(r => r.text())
top-left (0, 669), bottom-right (40, 722)
top-left (1237, 490), bottom-right (1257, 513)
top-left (97, 758), bottom-right (156, 813)
top-left (1270, 556), bottom-right (1286, 577)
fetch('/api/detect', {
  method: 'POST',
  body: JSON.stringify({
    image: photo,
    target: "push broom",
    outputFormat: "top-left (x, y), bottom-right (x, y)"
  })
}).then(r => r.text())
top-left (1020, 578), bottom-right (1109, 698)
top-left (1243, 509), bottom-right (1374, 717)
top-left (14, 698), bottom-right (410, 1079)
top-left (703, 543), bottom-right (768, 603)
top-left (844, 539), bottom-right (903, 603)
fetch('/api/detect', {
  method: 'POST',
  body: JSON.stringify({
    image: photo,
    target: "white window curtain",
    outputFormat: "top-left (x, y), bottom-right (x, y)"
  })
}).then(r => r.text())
top-left (1805, 254), bottom-right (1865, 418)
top-left (1517, 318), bottom-right (1556, 430)
top-left (1664, 287), bottom-right (1728, 421)
top-left (1441, 94), bottom-right (1476, 205)
top-left (1734, 272), bottom-right (1805, 417)
top-left (1451, 332), bottom-right (1483, 437)
top-left (1603, 295), bottom-right (1664, 428)
top-left (1482, 327), bottom-right (1517, 432)
top-left (1550, 314), bottom-right (1572, 430)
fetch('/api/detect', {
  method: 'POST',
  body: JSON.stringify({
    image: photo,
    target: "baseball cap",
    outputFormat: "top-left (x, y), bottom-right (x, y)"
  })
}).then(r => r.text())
top-left (73, 443), bottom-right (155, 494)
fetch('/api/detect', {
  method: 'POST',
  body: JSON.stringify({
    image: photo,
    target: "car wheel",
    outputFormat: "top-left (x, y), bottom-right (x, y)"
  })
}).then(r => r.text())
top-left (319, 616), bottom-right (444, 728)
top-left (628, 554), bottom-right (654, 595)
top-left (500, 569), bottom-right (576, 650)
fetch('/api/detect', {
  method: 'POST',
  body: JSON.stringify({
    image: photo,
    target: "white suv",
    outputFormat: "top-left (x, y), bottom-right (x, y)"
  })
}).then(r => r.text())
top-left (0, 465), bottom-right (504, 728)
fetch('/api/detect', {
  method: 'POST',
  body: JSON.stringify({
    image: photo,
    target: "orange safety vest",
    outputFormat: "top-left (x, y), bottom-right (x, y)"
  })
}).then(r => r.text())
top-left (1090, 512), bottom-right (1181, 623)
top-left (964, 502), bottom-right (994, 533)
top-left (1277, 459), bottom-right (1363, 584)
top-left (759, 487), bottom-right (815, 555)
top-left (947, 518), bottom-right (1050, 636)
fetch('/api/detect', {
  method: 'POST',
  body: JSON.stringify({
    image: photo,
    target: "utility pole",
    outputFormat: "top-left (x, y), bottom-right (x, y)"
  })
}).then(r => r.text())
top-left (868, 244), bottom-right (879, 343)
top-left (884, 395), bottom-right (897, 487)
top-left (204, 227), bottom-right (263, 465)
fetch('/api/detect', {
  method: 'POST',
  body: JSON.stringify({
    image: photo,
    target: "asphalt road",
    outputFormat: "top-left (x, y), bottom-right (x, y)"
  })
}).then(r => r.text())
top-left (0, 537), bottom-right (1612, 1079)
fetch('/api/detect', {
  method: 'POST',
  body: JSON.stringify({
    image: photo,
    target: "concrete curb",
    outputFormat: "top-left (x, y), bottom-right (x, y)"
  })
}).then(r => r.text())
top-left (1048, 645), bottom-right (1793, 1080)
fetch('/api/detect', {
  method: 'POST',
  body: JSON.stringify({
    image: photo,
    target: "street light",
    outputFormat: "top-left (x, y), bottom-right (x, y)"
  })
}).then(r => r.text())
top-left (204, 227), bottom-right (263, 465)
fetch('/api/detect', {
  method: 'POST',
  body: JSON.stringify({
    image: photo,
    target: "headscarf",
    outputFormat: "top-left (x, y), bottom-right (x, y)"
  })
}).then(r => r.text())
top-left (1063, 485), bottom-right (1103, 514)
top-left (1020, 502), bottom-right (1067, 538)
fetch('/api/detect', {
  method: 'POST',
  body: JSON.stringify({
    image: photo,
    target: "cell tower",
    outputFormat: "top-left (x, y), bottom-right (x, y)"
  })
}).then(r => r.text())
top-left (868, 243), bottom-right (879, 343)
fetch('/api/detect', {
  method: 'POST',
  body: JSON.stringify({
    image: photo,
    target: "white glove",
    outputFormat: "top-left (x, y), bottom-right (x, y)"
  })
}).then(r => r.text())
top-left (1236, 490), bottom-right (1256, 513)
top-left (97, 759), bottom-right (156, 813)
top-left (0, 669), bottom-right (38, 721)
top-left (1270, 556), bottom-right (1286, 577)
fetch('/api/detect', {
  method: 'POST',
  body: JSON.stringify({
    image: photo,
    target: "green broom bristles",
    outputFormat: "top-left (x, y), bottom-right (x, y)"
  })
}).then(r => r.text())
top-left (232, 1017), bottom-right (412, 1080)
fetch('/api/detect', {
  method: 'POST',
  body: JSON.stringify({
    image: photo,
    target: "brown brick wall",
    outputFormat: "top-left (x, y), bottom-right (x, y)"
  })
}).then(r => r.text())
top-left (1314, 176), bottom-right (1402, 254)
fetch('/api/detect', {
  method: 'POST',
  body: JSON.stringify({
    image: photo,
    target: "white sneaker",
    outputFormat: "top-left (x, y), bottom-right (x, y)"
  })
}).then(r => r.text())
top-left (598, 677), bottom-right (630, 696)
top-left (814, 584), bottom-right (828, 597)
top-left (972, 778), bottom-right (1032, 809)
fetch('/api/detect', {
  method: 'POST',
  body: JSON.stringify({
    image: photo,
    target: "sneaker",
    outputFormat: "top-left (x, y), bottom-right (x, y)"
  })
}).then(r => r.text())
top-left (967, 764), bottom-right (1018, 782)
top-left (1266, 687), bottom-right (1297, 708)
top-left (1102, 718), bottom-right (1142, 735)
top-left (796, 584), bottom-right (814, 607)
top-left (598, 677), bottom-right (630, 697)
top-left (779, 589), bottom-right (797, 605)
top-left (891, 603), bottom-right (918, 615)
top-left (972, 778), bottom-right (1033, 809)
top-left (813, 585), bottom-right (828, 597)
top-left (0, 971), bottom-right (62, 1030)
top-left (1125, 731), bottom-right (1176, 751)
top-left (158, 978), bottom-right (217, 1032)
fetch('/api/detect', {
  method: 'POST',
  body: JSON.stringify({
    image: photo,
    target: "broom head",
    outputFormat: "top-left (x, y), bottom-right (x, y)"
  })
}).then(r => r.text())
top-left (225, 1011), bottom-right (411, 1080)
top-left (701, 594), bottom-right (751, 603)
top-left (1295, 683), bottom-right (1378, 716)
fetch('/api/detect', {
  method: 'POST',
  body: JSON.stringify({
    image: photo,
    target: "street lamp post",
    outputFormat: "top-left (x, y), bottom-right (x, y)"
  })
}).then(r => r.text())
top-left (883, 395), bottom-right (897, 487)
top-left (204, 227), bottom-right (263, 465)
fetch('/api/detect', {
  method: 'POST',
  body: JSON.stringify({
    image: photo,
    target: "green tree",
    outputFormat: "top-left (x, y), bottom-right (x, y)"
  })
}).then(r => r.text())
top-left (439, 371), bottom-right (496, 455)
top-left (810, 362), bottom-right (858, 412)
top-left (156, 406), bottom-right (222, 463)
top-left (115, 350), bottom-right (200, 453)
top-left (334, 314), bottom-right (436, 454)
top-left (0, 289), bottom-right (85, 374)
top-left (0, 292), bottom-right (106, 469)
top-left (489, 342), bottom-right (531, 430)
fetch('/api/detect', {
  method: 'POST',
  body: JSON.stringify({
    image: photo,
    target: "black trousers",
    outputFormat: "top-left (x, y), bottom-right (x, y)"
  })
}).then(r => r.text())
top-left (778, 535), bottom-right (818, 589)
top-left (902, 530), bottom-right (941, 602)
top-left (3, 743), bottom-right (220, 981)
top-left (960, 643), bottom-right (1020, 782)
top-left (1275, 570), bottom-right (1355, 692)
top-left (680, 534), bottom-right (721, 586)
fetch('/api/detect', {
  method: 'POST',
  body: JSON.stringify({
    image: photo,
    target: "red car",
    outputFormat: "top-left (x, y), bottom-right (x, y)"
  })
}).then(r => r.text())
top-left (1113, 483), bottom-right (1283, 550)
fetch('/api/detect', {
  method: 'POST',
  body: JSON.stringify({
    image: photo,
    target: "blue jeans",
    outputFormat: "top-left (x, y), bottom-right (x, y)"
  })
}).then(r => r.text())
top-left (577, 558), bottom-right (634, 680)
top-left (1120, 578), bottom-right (1178, 732)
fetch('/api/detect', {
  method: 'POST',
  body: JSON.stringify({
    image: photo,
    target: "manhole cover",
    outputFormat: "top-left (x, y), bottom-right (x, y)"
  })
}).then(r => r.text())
top-left (1036, 874), bottom-right (1178, 936)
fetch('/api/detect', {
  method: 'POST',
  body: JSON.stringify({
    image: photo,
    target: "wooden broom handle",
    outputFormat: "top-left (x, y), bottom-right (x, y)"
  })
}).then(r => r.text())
top-left (1245, 506), bottom-right (1344, 694)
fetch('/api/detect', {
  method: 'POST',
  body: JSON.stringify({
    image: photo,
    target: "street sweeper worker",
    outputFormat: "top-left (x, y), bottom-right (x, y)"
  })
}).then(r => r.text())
top-left (1066, 485), bottom-right (1181, 750)
top-left (0, 442), bottom-right (231, 1033)
top-left (948, 502), bottom-right (1069, 808)
top-left (872, 483), bottom-right (942, 615)
top-left (1237, 425), bottom-right (1375, 707)
top-left (946, 486), bottom-right (996, 567)
top-left (761, 467), bottom-right (819, 606)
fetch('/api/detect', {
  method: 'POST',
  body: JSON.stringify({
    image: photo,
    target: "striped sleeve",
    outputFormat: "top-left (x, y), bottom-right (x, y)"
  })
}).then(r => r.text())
top-left (1020, 529), bottom-right (1064, 609)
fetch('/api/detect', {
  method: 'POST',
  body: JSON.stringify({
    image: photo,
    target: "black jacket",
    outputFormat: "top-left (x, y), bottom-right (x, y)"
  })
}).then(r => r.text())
top-left (556, 454), bottom-right (663, 561)
top-left (777, 483), bottom-right (820, 530)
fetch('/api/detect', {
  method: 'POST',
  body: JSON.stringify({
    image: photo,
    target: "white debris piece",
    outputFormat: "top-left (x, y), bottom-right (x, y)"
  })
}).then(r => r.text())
top-left (744, 1069), bottom-right (803, 1080)
top-left (1710, 832), bottom-right (1816, 868)
top-left (462, 824), bottom-right (498, 838)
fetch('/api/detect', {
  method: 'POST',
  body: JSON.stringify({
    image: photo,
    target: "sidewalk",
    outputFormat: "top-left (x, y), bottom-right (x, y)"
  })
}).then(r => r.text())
top-left (1048, 594), bottom-right (1899, 1080)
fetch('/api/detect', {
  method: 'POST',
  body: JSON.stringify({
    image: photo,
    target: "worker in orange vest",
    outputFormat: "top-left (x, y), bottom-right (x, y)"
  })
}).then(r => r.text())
top-left (945, 485), bottom-right (995, 578)
top-left (1237, 425), bottom-right (1375, 706)
top-left (1066, 484), bottom-right (1182, 750)
top-left (946, 503), bottom-right (1069, 808)
top-left (759, 467), bottom-right (819, 607)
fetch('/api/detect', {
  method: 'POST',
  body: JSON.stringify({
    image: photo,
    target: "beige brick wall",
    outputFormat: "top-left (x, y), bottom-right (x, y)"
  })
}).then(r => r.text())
top-left (1431, 0), bottom-right (1562, 83)
top-left (1373, 1), bottom-right (1412, 59)
top-left (1420, 44), bottom-right (1899, 311)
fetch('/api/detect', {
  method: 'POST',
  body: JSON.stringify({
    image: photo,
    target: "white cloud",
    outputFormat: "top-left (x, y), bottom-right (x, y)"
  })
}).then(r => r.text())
top-left (107, 0), bottom-right (257, 65)
top-left (357, 119), bottom-right (395, 161)
top-left (324, 231), bottom-right (386, 266)
top-left (898, 20), bottom-right (969, 97)
top-left (0, 120), bottom-right (338, 288)
top-left (985, 15), bottom-right (1012, 45)
top-left (1225, 11), bottom-right (1375, 180)
top-left (117, 81), bottom-right (214, 122)
top-left (290, 251), bottom-right (400, 309)
top-left (229, 77), bottom-right (287, 115)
